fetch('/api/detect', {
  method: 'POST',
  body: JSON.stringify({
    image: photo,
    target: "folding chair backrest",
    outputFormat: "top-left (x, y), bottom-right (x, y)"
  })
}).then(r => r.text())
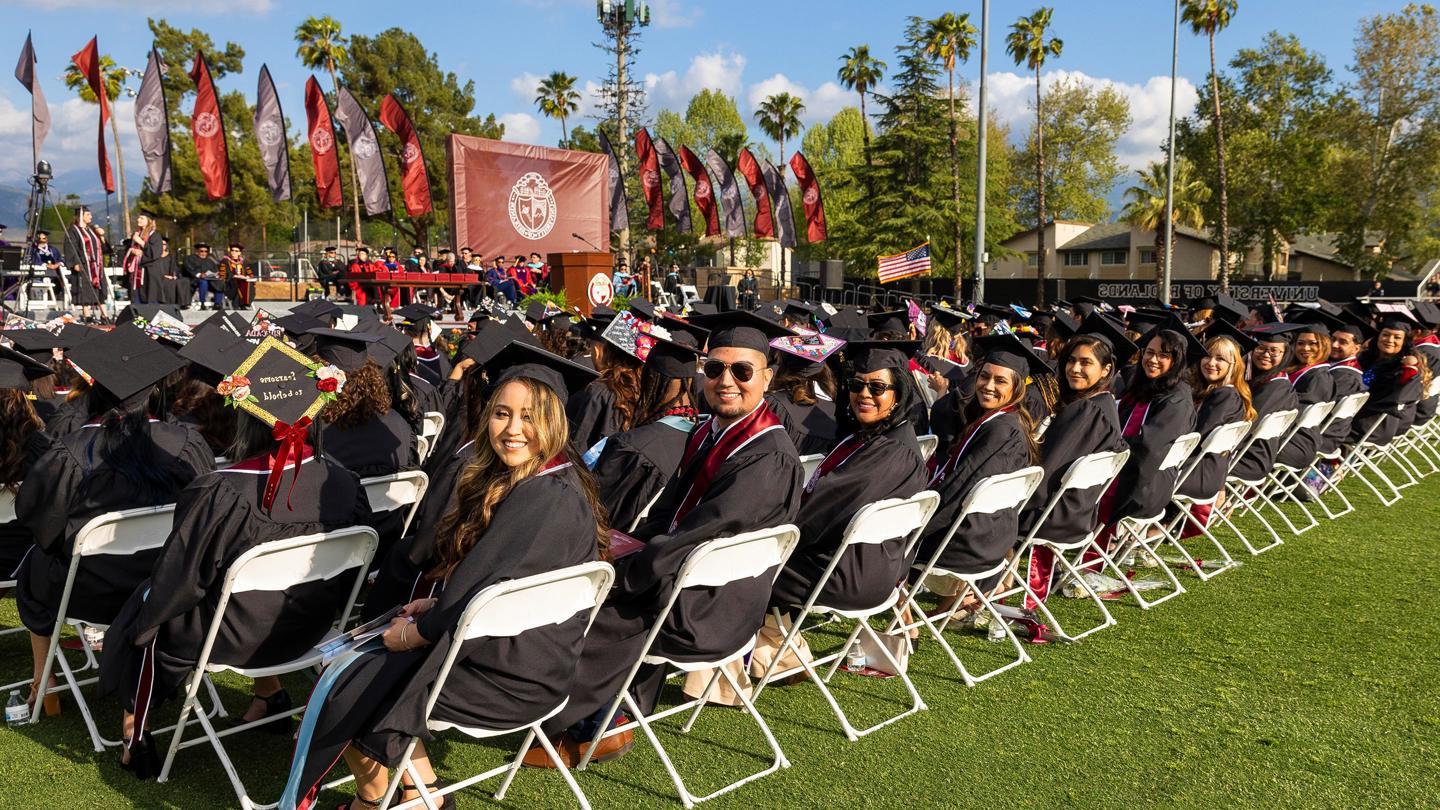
top-left (1428, 378), bottom-right (1440, 399)
top-left (1057, 449), bottom-right (1130, 492)
top-left (1158, 432), bottom-right (1202, 472)
top-left (1330, 391), bottom-right (1370, 421)
top-left (628, 488), bottom-right (665, 533)
top-left (0, 489), bottom-right (14, 525)
top-left (73, 505), bottom-right (177, 558)
top-left (1036, 415), bottom-right (1052, 437)
top-left (225, 527), bottom-right (379, 595)
top-left (457, 561), bottom-right (616, 641)
top-left (799, 454), bottom-right (825, 480)
top-left (915, 434), bottom-right (939, 462)
top-left (1251, 409), bottom-right (1299, 442)
top-left (415, 435), bottom-right (431, 464)
top-left (675, 524), bottom-right (802, 590)
top-left (362, 471), bottom-right (430, 527)
top-left (421, 411), bottom-right (445, 441)
top-left (957, 466), bottom-right (1044, 518)
top-left (1294, 400), bottom-right (1335, 431)
top-left (1198, 420), bottom-right (1252, 457)
top-left (840, 491), bottom-right (941, 547)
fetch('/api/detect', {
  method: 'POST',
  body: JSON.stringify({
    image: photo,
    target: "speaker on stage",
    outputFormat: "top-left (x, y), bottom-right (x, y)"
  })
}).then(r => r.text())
top-left (823, 260), bottom-right (844, 290)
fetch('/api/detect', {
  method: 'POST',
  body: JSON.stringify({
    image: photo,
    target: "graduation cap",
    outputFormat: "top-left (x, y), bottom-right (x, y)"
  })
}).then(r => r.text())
top-left (973, 303), bottom-right (1014, 324)
top-left (274, 313), bottom-right (325, 339)
top-left (643, 334), bottom-right (704, 379)
top-left (1134, 312), bottom-right (1206, 362)
top-left (825, 308), bottom-right (871, 343)
top-left (770, 332), bottom-right (846, 369)
top-left (57, 323), bottom-right (105, 346)
top-left (1411, 301), bottom-right (1440, 329)
top-left (0, 344), bottom-right (54, 392)
top-left (1075, 312), bottom-right (1139, 365)
top-left (394, 303), bottom-right (443, 326)
top-left (178, 325), bottom-right (254, 385)
top-left (1203, 318), bottom-right (1259, 355)
top-left (524, 301), bottom-right (548, 324)
top-left (782, 300), bottom-right (818, 323)
top-left (1286, 307), bottom-right (1346, 337)
top-left (683, 301), bottom-right (717, 318)
top-left (310, 328), bottom-right (384, 372)
top-left (1050, 310), bottom-right (1081, 339)
top-left (689, 310), bottom-right (793, 354)
top-left (927, 303), bottom-right (974, 331)
top-left (376, 328), bottom-right (411, 366)
top-left (657, 314), bottom-right (710, 350)
top-left (1249, 322), bottom-right (1308, 343)
top-left (459, 322), bottom-right (530, 367)
top-left (66, 322), bottom-right (187, 407)
top-left (973, 331), bottom-right (1052, 378)
top-left (1252, 303), bottom-right (1284, 324)
top-left (485, 341), bottom-right (598, 401)
top-left (629, 298), bottom-right (662, 322)
top-left (2, 328), bottom-right (63, 362)
top-left (1333, 311), bottom-right (1377, 342)
top-left (866, 309), bottom-right (908, 335)
top-left (844, 339), bottom-right (920, 374)
top-left (116, 302), bottom-right (184, 325)
top-left (291, 299), bottom-right (343, 323)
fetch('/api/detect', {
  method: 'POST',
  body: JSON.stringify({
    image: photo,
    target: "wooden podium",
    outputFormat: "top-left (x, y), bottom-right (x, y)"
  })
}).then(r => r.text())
top-left (548, 251), bottom-right (613, 317)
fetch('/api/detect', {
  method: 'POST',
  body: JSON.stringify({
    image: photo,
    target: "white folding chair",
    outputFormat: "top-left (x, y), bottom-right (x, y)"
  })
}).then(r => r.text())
top-left (578, 525), bottom-right (802, 808)
top-left (1101, 432), bottom-right (1201, 609)
top-left (1215, 409), bottom-right (1298, 555)
top-left (993, 450), bottom-right (1130, 643)
top-left (799, 453), bottom-right (825, 480)
top-left (895, 468), bottom-right (1044, 684)
top-left (421, 411), bottom-right (445, 447)
top-left (1336, 405), bottom-right (1406, 507)
top-left (155, 527), bottom-right (380, 810)
top-left (915, 433), bottom-right (939, 462)
top-left (375, 562), bottom-right (615, 810)
top-left (1294, 392), bottom-right (1370, 519)
top-left (414, 435), bottom-right (432, 464)
top-left (752, 491), bottom-right (940, 739)
top-left (627, 489), bottom-right (665, 533)
top-left (361, 470), bottom-right (431, 539)
top-left (1260, 401), bottom-right (1335, 535)
top-left (1164, 421), bottom-right (1251, 581)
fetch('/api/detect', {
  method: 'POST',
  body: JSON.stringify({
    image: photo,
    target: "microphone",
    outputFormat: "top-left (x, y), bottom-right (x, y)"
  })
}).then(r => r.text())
top-left (571, 232), bottom-right (603, 252)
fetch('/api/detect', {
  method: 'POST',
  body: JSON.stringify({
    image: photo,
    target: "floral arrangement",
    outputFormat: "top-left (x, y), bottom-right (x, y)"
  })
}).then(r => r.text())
top-left (217, 374), bottom-right (254, 407)
top-left (310, 364), bottom-right (347, 402)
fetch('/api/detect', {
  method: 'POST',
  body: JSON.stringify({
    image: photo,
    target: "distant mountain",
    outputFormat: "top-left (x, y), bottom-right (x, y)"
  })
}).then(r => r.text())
top-left (0, 177), bottom-right (139, 238)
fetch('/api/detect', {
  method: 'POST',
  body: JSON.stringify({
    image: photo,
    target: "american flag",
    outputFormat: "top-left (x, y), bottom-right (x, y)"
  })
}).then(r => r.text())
top-left (878, 242), bottom-right (932, 283)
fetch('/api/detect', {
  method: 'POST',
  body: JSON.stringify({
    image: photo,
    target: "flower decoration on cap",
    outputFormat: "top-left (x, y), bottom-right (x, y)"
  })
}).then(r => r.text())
top-left (311, 363), bottom-right (347, 400)
top-left (217, 373), bottom-right (254, 407)
top-left (601, 311), bottom-right (671, 362)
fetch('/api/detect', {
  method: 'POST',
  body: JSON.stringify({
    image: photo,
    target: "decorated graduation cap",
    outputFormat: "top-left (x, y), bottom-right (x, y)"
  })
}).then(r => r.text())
top-left (217, 336), bottom-right (345, 512)
top-left (0, 344), bottom-right (53, 391)
top-left (177, 326), bottom-right (253, 385)
top-left (485, 341), bottom-right (598, 401)
top-left (866, 309), bottom-right (908, 335)
top-left (1203, 317), bottom-right (1259, 355)
top-left (310, 327), bottom-right (384, 372)
top-left (928, 302), bottom-right (973, 331)
top-left (66, 322), bottom-right (187, 407)
top-left (1075, 312), bottom-right (1140, 365)
top-left (770, 332), bottom-right (846, 369)
top-left (844, 339), bottom-right (920, 374)
top-left (973, 331), bottom-right (1052, 378)
top-left (690, 310), bottom-right (793, 354)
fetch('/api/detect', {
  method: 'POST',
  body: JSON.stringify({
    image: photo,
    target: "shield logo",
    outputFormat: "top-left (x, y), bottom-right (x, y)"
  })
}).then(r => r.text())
top-left (194, 112), bottom-right (220, 139)
top-left (507, 172), bottom-right (558, 240)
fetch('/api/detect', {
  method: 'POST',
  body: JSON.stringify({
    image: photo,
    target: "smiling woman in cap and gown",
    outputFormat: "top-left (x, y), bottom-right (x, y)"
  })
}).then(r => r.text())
top-left (1275, 313), bottom-right (1338, 469)
top-left (1228, 324), bottom-right (1301, 481)
top-left (13, 324), bottom-right (214, 715)
top-left (1346, 316), bottom-right (1426, 447)
top-left (96, 337), bottom-right (375, 778)
top-left (763, 328), bottom-right (841, 455)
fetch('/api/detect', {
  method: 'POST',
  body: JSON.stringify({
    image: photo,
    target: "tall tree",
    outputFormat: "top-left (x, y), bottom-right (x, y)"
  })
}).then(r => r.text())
top-left (1181, 0), bottom-right (1239, 291)
top-left (684, 89), bottom-right (747, 159)
top-left (535, 71), bottom-right (580, 147)
top-left (1012, 78), bottom-right (1130, 222)
top-left (797, 107), bottom-right (868, 261)
top-left (836, 45), bottom-right (886, 165)
top-left (294, 15), bottom-right (362, 242)
top-left (754, 92), bottom-right (806, 175)
top-left (63, 53), bottom-right (131, 235)
top-left (923, 12), bottom-right (977, 287)
top-left (1007, 6), bottom-right (1064, 305)
top-left (1122, 157), bottom-right (1211, 284)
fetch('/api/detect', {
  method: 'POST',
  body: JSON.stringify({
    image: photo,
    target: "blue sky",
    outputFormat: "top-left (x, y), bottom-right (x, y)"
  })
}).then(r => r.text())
top-left (0, 0), bottom-right (1405, 195)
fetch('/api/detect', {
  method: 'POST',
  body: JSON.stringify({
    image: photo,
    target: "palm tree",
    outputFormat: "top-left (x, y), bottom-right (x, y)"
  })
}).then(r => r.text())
top-left (836, 45), bottom-right (886, 165)
top-left (64, 54), bottom-right (130, 234)
top-left (1182, 0), bottom-right (1238, 292)
top-left (1122, 158), bottom-right (1211, 284)
top-left (295, 15), bottom-right (360, 240)
top-left (924, 12), bottom-right (977, 285)
top-left (535, 72), bottom-right (581, 148)
top-left (1007, 7), bottom-right (1064, 306)
top-left (754, 92), bottom-right (806, 176)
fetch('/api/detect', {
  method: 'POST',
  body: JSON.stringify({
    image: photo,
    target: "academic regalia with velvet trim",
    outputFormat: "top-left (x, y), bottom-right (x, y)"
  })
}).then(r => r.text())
top-left (413, 345), bottom-right (452, 388)
top-left (1347, 359), bottom-right (1420, 446)
top-left (1230, 375), bottom-right (1299, 481)
top-left (1277, 364), bottom-right (1336, 468)
top-left (593, 416), bottom-right (695, 533)
top-left (406, 372), bottom-right (444, 418)
top-left (1178, 386), bottom-right (1247, 500)
top-left (1110, 382), bottom-right (1197, 521)
top-left (1018, 393), bottom-right (1124, 544)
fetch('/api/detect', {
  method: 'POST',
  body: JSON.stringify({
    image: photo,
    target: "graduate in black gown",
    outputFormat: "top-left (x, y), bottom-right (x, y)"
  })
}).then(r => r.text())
top-left (764, 339), bottom-right (840, 456)
top-left (0, 329), bottom-right (67, 424)
top-left (98, 337), bottom-right (375, 778)
top-left (1320, 318), bottom-right (1370, 455)
top-left (1346, 318), bottom-right (1425, 447)
top-left (0, 348), bottom-right (55, 579)
top-left (530, 311), bottom-right (803, 766)
top-left (1018, 315), bottom-right (1129, 606)
top-left (566, 315), bottom-right (643, 453)
top-left (1176, 333), bottom-right (1256, 533)
top-left (1229, 326), bottom-right (1301, 481)
top-left (591, 332), bottom-right (703, 532)
top-left (14, 325), bottom-right (213, 712)
top-left (285, 345), bottom-right (605, 810)
top-left (1276, 315), bottom-right (1337, 469)
top-left (310, 329), bottom-right (418, 478)
top-left (393, 305), bottom-right (452, 387)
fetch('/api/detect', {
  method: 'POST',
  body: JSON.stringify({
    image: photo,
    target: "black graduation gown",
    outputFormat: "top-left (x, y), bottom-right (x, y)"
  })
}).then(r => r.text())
top-left (545, 423), bottom-right (803, 735)
top-left (1018, 393), bottom-right (1124, 544)
top-left (1413, 341), bottom-right (1440, 425)
top-left (44, 397), bottom-right (89, 437)
top-left (413, 347), bottom-right (452, 388)
top-left (1230, 375), bottom-right (1299, 481)
top-left (1110, 382), bottom-right (1197, 521)
top-left (593, 417), bottom-right (695, 533)
top-left (913, 409), bottom-right (1032, 574)
top-left (138, 232), bottom-right (164, 304)
top-left (566, 380), bottom-right (621, 453)
top-left (290, 465), bottom-right (600, 799)
top-left (13, 421), bottom-right (214, 634)
top-left (1178, 386), bottom-right (1247, 500)
top-left (318, 409), bottom-right (418, 479)
top-left (1, 429), bottom-right (54, 577)
top-left (928, 390), bottom-right (964, 460)
top-left (1277, 364), bottom-right (1336, 468)
top-left (1320, 362), bottom-right (1365, 454)
top-left (770, 421), bottom-right (926, 610)
top-left (1023, 380), bottom-right (1054, 421)
top-left (96, 454), bottom-right (374, 710)
top-left (406, 372), bottom-right (444, 417)
top-left (1348, 359), bottom-right (1423, 446)
top-left (765, 391), bottom-right (838, 455)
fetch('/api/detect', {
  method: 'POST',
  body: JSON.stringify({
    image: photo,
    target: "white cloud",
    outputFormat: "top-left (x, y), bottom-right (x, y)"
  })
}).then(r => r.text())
top-left (650, 0), bottom-right (702, 29)
top-left (0, 90), bottom-right (140, 191)
top-left (22, 0), bottom-right (272, 11)
top-left (746, 75), bottom-right (855, 125)
top-left (510, 72), bottom-right (543, 104)
top-left (644, 50), bottom-right (746, 110)
top-left (498, 112), bottom-right (541, 145)
top-left (975, 69), bottom-right (1199, 170)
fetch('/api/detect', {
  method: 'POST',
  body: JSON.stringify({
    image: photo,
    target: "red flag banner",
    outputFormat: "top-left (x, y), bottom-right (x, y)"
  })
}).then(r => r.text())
top-left (737, 148), bottom-right (772, 239)
top-left (634, 128), bottom-right (664, 231)
top-left (70, 37), bottom-right (113, 194)
top-left (188, 53), bottom-right (231, 199)
top-left (678, 145), bottom-right (719, 237)
top-left (305, 76), bottom-right (342, 209)
top-left (378, 94), bottom-right (433, 217)
top-left (788, 151), bottom-right (827, 243)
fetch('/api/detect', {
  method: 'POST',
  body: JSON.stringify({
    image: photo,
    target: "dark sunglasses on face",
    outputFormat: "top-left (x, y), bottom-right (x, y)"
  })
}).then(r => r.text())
top-left (703, 360), bottom-right (758, 383)
top-left (846, 378), bottom-right (897, 396)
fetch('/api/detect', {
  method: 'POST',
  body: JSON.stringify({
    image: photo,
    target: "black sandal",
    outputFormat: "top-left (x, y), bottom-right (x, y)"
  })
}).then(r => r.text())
top-left (401, 780), bottom-right (457, 810)
top-left (119, 731), bottom-right (161, 780)
top-left (337, 795), bottom-right (381, 810)
top-left (231, 688), bottom-right (294, 733)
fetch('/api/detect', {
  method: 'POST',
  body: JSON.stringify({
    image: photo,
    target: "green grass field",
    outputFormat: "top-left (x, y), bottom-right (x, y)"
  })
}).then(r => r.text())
top-left (0, 472), bottom-right (1436, 809)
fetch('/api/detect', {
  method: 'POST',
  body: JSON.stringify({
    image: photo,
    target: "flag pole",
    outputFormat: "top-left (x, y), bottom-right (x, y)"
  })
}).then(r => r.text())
top-left (1162, 0), bottom-right (1180, 305)
top-left (973, 0), bottom-right (990, 304)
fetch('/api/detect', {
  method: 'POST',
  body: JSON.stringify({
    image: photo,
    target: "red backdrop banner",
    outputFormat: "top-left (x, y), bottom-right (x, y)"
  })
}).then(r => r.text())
top-left (446, 134), bottom-right (609, 257)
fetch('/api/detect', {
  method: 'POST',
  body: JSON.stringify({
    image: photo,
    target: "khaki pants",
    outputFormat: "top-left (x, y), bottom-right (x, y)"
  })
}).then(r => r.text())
top-left (681, 614), bottom-right (815, 706)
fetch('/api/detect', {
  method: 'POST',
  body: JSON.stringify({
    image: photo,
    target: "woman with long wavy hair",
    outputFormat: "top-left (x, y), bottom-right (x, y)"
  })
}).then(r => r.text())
top-left (764, 348), bottom-right (840, 455)
top-left (284, 347), bottom-right (606, 810)
top-left (1176, 334), bottom-right (1256, 522)
top-left (312, 331), bottom-right (418, 479)
top-left (566, 328), bottom-right (643, 453)
top-left (0, 347), bottom-right (54, 579)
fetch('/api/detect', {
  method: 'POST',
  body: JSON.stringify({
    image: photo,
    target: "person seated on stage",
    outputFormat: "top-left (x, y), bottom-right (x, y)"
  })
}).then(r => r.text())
top-left (1275, 314), bottom-right (1338, 471)
top-left (528, 310), bottom-right (803, 767)
top-left (183, 243), bottom-right (215, 310)
top-left (282, 346), bottom-right (605, 810)
top-left (0, 346), bottom-right (55, 595)
top-left (1017, 315), bottom-right (1128, 607)
top-left (13, 325), bottom-right (213, 718)
top-left (1345, 316), bottom-right (1427, 448)
top-left (27, 230), bottom-right (67, 299)
top-left (565, 314), bottom-right (645, 452)
top-left (404, 246), bottom-right (427, 273)
top-left (764, 332), bottom-right (841, 455)
top-left (485, 256), bottom-right (518, 305)
top-left (310, 329), bottom-right (418, 479)
top-left (909, 333), bottom-right (1043, 617)
top-left (590, 330), bottom-right (703, 532)
top-left (97, 338), bottom-right (374, 779)
top-left (1175, 330), bottom-right (1255, 534)
top-left (316, 246), bottom-right (345, 300)
top-left (1228, 324), bottom-right (1302, 481)
top-left (528, 251), bottom-right (550, 291)
top-left (170, 328), bottom-right (252, 456)
top-left (611, 257), bottom-right (636, 298)
top-left (509, 254), bottom-right (537, 297)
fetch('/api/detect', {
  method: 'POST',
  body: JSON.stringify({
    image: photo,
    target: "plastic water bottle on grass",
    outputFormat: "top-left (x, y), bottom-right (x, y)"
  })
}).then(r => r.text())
top-left (5, 690), bottom-right (28, 725)
top-left (845, 642), bottom-right (867, 672)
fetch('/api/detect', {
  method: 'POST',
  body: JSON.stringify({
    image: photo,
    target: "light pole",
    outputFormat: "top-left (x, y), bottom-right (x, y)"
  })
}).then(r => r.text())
top-left (973, 0), bottom-right (990, 304)
top-left (1162, 0), bottom-right (1180, 305)
top-left (597, 0), bottom-right (650, 264)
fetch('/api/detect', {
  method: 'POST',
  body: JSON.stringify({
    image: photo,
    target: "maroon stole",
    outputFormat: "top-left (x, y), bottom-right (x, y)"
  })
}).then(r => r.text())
top-left (670, 404), bottom-right (784, 531)
top-left (1415, 334), bottom-right (1440, 348)
top-left (1286, 362), bottom-right (1327, 386)
top-left (74, 223), bottom-right (103, 289)
top-left (929, 406), bottom-right (1012, 487)
top-left (803, 433), bottom-right (867, 499)
top-left (1118, 394), bottom-right (1151, 439)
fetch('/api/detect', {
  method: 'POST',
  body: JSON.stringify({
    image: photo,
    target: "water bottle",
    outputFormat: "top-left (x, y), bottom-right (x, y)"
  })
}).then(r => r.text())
top-left (987, 619), bottom-right (1008, 643)
top-left (5, 690), bottom-right (28, 725)
top-left (845, 641), bottom-right (867, 672)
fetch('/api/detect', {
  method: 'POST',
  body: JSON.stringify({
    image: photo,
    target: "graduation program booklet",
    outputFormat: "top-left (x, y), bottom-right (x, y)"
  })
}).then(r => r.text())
top-left (318, 606), bottom-right (402, 663)
top-left (608, 529), bottom-right (646, 559)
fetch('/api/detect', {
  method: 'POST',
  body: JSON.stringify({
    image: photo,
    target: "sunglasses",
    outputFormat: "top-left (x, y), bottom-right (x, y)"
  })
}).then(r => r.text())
top-left (846, 378), bottom-right (897, 396)
top-left (703, 360), bottom-right (759, 382)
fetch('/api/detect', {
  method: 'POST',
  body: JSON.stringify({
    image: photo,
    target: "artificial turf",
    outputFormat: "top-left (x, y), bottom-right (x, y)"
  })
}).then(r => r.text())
top-left (0, 473), bottom-right (1435, 809)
